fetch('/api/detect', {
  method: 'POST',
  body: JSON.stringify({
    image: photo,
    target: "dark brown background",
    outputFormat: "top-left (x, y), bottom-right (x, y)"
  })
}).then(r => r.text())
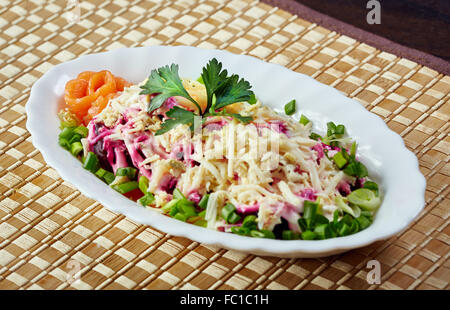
top-left (295, 0), bottom-right (450, 62)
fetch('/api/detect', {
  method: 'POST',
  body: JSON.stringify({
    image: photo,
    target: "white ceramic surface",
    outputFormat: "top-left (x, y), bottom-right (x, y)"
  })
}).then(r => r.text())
top-left (26, 46), bottom-right (426, 258)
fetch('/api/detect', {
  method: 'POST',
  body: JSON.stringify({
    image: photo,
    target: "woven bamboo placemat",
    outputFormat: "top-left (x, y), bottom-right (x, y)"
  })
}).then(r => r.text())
top-left (0, 0), bottom-right (448, 290)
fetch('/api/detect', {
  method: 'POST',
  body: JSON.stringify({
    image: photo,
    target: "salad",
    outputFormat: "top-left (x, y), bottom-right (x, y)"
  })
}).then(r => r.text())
top-left (57, 58), bottom-right (381, 241)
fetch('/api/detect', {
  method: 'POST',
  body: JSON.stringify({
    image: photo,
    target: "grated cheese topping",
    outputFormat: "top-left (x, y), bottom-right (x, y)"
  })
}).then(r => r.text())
top-left (92, 79), bottom-right (352, 232)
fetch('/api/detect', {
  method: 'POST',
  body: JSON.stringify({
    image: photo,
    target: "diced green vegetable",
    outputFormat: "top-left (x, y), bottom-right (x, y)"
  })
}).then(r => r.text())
top-left (228, 212), bottom-right (241, 224)
top-left (95, 168), bottom-right (107, 179)
top-left (59, 127), bottom-right (74, 140)
top-left (173, 188), bottom-right (186, 200)
top-left (301, 230), bottom-right (316, 240)
top-left (314, 224), bottom-right (331, 240)
top-left (333, 151), bottom-right (348, 169)
top-left (343, 161), bottom-right (368, 178)
top-left (309, 132), bottom-right (321, 141)
top-left (363, 181), bottom-right (379, 195)
top-left (180, 204), bottom-right (197, 218)
top-left (242, 215), bottom-right (257, 228)
top-left (282, 230), bottom-right (299, 240)
top-left (83, 152), bottom-right (99, 172)
top-left (231, 226), bottom-right (249, 236)
top-left (138, 192), bottom-right (155, 206)
top-left (116, 167), bottom-right (137, 179)
top-left (260, 230), bottom-right (275, 239)
top-left (335, 124), bottom-right (345, 135)
top-left (198, 194), bottom-right (209, 209)
top-left (111, 181), bottom-right (138, 194)
top-left (168, 202), bottom-right (180, 216)
top-left (138, 175), bottom-right (149, 194)
top-left (284, 99), bottom-right (296, 115)
top-left (198, 210), bottom-right (206, 218)
top-left (299, 114), bottom-right (310, 125)
top-left (193, 219), bottom-right (207, 227)
top-left (174, 213), bottom-right (187, 222)
top-left (73, 126), bottom-right (88, 138)
top-left (347, 188), bottom-right (381, 211)
top-left (221, 203), bottom-right (236, 222)
top-left (103, 172), bottom-right (115, 185)
top-left (250, 230), bottom-right (265, 238)
top-left (69, 134), bottom-right (82, 144)
top-left (356, 215), bottom-right (372, 230)
top-left (70, 141), bottom-right (83, 156)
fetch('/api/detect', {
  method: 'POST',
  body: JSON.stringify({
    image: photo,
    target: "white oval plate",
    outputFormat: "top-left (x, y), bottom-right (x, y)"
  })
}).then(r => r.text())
top-left (26, 46), bottom-right (426, 258)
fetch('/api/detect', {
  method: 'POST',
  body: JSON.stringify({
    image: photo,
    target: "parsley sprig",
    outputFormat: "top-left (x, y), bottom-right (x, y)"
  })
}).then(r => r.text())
top-left (140, 58), bottom-right (255, 135)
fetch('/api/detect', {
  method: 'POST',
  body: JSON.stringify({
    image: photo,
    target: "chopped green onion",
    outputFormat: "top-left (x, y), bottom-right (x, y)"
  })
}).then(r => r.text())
top-left (198, 194), bottom-right (209, 209)
top-left (242, 215), bottom-right (257, 228)
top-left (180, 204), bottom-right (197, 218)
top-left (198, 210), bottom-right (206, 218)
top-left (221, 203), bottom-right (237, 222)
top-left (116, 167), bottom-right (137, 179)
top-left (95, 168), bottom-right (107, 179)
top-left (301, 230), bottom-right (316, 240)
top-left (58, 138), bottom-right (70, 150)
top-left (361, 210), bottom-right (373, 218)
top-left (333, 209), bottom-right (340, 224)
top-left (174, 213), bottom-right (187, 222)
top-left (193, 219), bottom-right (207, 227)
top-left (333, 151), bottom-right (348, 169)
top-left (363, 181), bottom-right (379, 195)
top-left (73, 126), bottom-right (88, 138)
top-left (303, 200), bottom-right (318, 228)
top-left (314, 224), bottom-right (331, 240)
top-left (70, 141), bottom-right (83, 156)
top-left (343, 161), bottom-right (368, 178)
top-left (260, 230), bottom-right (275, 239)
top-left (164, 200), bottom-right (178, 215)
top-left (284, 99), bottom-right (296, 115)
top-left (69, 134), bottom-right (82, 144)
top-left (138, 175), bottom-right (149, 194)
top-left (59, 127), bottom-right (74, 140)
top-left (83, 152), bottom-right (99, 172)
top-left (327, 122), bottom-right (337, 136)
top-left (315, 214), bottom-right (329, 225)
top-left (173, 188), bottom-right (186, 200)
top-left (299, 114), bottom-right (310, 125)
top-left (335, 124), bottom-right (345, 135)
top-left (228, 212), bottom-right (241, 224)
top-left (169, 203), bottom-right (180, 217)
top-left (356, 215), bottom-right (372, 230)
top-left (231, 226), bottom-right (249, 236)
top-left (250, 230), bottom-right (266, 238)
top-left (282, 230), bottom-right (299, 240)
top-left (298, 218), bottom-right (307, 232)
top-left (347, 188), bottom-right (380, 211)
top-left (111, 181), bottom-right (138, 194)
top-left (138, 192), bottom-right (155, 206)
top-left (349, 220), bottom-right (360, 234)
top-left (339, 223), bottom-right (351, 236)
top-left (350, 141), bottom-right (357, 158)
top-left (309, 132), bottom-right (321, 141)
top-left (103, 172), bottom-right (115, 185)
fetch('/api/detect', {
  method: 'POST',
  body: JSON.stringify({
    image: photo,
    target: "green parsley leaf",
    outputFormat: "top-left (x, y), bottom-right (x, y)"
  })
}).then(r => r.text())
top-left (201, 58), bottom-right (254, 112)
top-left (155, 106), bottom-right (197, 136)
top-left (140, 64), bottom-right (201, 114)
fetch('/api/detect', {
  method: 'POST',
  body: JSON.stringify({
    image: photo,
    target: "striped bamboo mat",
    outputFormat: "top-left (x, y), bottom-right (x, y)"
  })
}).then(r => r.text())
top-left (0, 0), bottom-right (448, 290)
